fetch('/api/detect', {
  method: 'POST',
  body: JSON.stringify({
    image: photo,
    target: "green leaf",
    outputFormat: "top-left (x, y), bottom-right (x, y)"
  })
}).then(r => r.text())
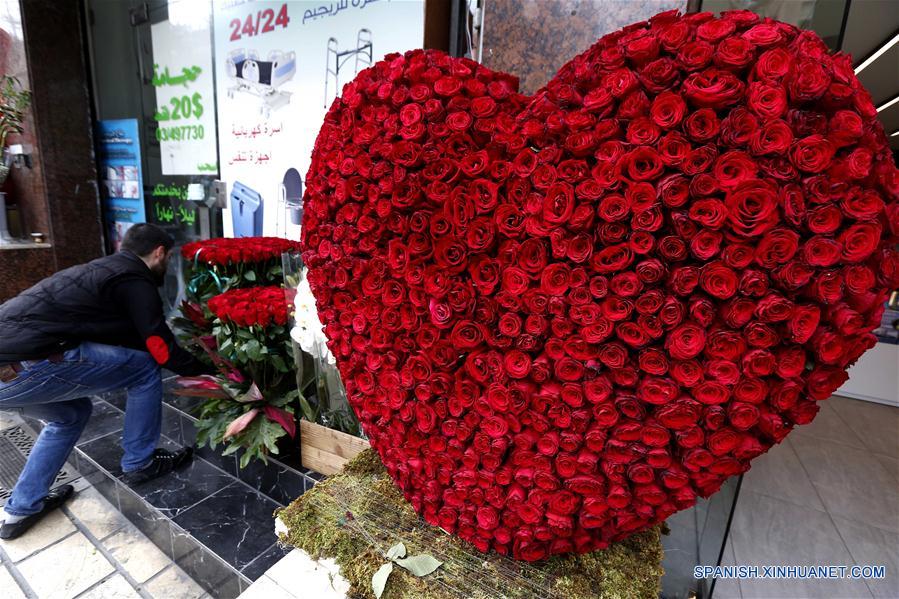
top-left (395, 555), bottom-right (442, 577)
top-left (244, 269), bottom-right (257, 282)
top-left (239, 450), bottom-right (252, 469)
top-left (372, 562), bottom-right (393, 599)
top-left (244, 339), bottom-right (262, 361)
top-left (386, 543), bottom-right (406, 560)
top-left (270, 354), bottom-right (287, 372)
top-left (218, 337), bottom-right (234, 354)
top-left (222, 442), bottom-right (240, 456)
top-left (297, 394), bottom-right (319, 422)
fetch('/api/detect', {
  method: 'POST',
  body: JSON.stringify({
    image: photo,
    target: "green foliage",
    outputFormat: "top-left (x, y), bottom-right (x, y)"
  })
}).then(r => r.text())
top-left (182, 258), bottom-right (285, 306)
top-left (0, 76), bottom-right (31, 149)
top-left (189, 306), bottom-right (305, 467)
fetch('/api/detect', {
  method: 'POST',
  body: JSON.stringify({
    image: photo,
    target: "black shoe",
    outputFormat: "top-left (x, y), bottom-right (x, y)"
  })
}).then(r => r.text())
top-left (0, 484), bottom-right (74, 540)
top-left (121, 447), bottom-right (193, 485)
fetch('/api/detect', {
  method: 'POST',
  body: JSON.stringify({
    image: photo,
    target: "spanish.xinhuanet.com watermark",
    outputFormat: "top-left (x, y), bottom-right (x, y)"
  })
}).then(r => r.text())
top-left (694, 565), bottom-right (886, 580)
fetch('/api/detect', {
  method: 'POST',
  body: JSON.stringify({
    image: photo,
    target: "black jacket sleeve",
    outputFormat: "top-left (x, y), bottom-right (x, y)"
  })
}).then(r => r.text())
top-left (110, 278), bottom-right (213, 377)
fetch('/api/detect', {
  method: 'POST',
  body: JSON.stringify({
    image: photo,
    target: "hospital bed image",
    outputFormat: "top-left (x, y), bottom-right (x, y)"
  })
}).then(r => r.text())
top-left (225, 49), bottom-right (297, 118)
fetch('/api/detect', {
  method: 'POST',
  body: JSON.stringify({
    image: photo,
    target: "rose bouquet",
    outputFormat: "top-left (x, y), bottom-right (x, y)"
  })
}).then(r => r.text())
top-left (300, 9), bottom-right (899, 561)
top-left (181, 236), bottom-right (303, 298)
top-left (178, 285), bottom-right (303, 467)
top-left (175, 236), bottom-right (302, 347)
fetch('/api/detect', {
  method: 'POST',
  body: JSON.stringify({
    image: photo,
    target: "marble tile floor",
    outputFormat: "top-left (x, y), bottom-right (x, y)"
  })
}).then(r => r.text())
top-left (4, 386), bottom-right (316, 599)
top-left (0, 476), bottom-right (207, 599)
top-left (714, 395), bottom-right (899, 599)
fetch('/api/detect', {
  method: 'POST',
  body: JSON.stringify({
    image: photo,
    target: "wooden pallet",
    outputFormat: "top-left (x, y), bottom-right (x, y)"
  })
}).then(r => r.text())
top-left (299, 420), bottom-right (369, 476)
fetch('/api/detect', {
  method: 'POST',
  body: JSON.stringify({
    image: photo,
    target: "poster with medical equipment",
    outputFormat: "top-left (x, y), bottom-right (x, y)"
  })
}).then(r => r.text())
top-left (151, 18), bottom-right (218, 176)
top-left (213, 0), bottom-right (425, 238)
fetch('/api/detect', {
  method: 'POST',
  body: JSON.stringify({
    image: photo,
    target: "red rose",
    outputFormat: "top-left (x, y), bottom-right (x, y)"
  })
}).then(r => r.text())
top-left (787, 59), bottom-right (830, 102)
top-left (839, 223), bottom-right (881, 263)
top-left (728, 402), bottom-right (760, 430)
top-left (666, 323), bottom-right (706, 360)
top-left (806, 205), bottom-right (842, 234)
top-left (726, 179), bottom-right (779, 237)
top-left (806, 366), bottom-right (850, 401)
top-left (715, 36), bottom-right (754, 69)
top-left (677, 40), bottom-right (714, 71)
top-left (503, 350), bottom-right (532, 379)
top-left (708, 428), bottom-right (740, 455)
top-left (747, 82), bottom-right (787, 120)
top-left (699, 262), bottom-right (738, 299)
top-left (803, 236), bottom-right (842, 267)
top-left (790, 135), bottom-right (835, 173)
top-left (650, 91), bottom-right (687, 129)
top-left (721, 107), bottom-right (759, 147)
top-left (682, 68), bottom-right (745, 109)
top-left (828, 110), bottom-right (864, 147)
top-left (755, 228), bottom-right (800, 269)
top-left (754, 47), bottom-right (792, 79)
top-left (625, 146), bottom-right (665, 181)
top-left (542, 182), bottom-right (575, 224)
top-left (434, 76), bottom-right (463, 96)
top-left (750, 120), bottom-right (793, 156)
top-left (713, 151), bottom-right (758, 189)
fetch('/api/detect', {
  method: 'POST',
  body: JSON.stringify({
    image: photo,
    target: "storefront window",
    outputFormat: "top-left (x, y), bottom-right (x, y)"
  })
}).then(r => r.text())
top-left (87, 0), bottom-right (427, 309)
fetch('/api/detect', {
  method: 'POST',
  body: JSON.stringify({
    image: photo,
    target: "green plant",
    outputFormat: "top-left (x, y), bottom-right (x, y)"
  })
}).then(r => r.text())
top-left (176, 286), bottom-right (311, 467)
top-left (0, 76), bottom-right (30, 150)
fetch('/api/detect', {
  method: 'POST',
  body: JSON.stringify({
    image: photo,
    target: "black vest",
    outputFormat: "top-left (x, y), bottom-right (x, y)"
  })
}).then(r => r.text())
top-left (0, 252), bottom-right (157, 362)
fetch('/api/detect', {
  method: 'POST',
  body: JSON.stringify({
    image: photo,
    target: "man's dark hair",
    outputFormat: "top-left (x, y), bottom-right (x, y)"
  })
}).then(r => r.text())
top-left (120, 223), bottom-right (175, 256)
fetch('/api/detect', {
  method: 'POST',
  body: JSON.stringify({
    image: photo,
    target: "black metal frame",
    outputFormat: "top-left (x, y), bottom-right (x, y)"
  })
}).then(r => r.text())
top-left (707, 474), bottom-right (744, 599)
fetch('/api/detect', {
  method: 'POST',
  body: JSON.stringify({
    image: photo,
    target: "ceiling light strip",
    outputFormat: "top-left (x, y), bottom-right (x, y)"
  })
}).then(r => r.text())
top-left (877, 95), bottom-right (899, 113)
top-left (854, 31), bottom-right (899, 74)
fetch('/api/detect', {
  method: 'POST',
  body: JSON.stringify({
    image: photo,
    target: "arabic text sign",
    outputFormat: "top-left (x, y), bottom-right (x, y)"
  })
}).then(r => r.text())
top-left (301, 0), bottom-right (381, 25)
top-left (151, 17), bottom-right (218, 175)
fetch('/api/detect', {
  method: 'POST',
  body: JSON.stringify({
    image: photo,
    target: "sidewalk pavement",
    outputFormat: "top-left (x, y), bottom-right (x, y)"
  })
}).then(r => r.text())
top-left (0, 474), bottom-right (207, 599)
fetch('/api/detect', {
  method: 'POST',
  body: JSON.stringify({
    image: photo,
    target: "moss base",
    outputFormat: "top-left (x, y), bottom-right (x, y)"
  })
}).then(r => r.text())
top-left (276, 450), bottom-right (664, 599)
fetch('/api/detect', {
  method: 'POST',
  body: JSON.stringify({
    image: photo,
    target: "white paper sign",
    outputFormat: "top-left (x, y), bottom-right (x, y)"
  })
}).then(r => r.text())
top-left (151, 18), bottom-right (219, 175)
top-left (213, 0), bottom-right (425, 238)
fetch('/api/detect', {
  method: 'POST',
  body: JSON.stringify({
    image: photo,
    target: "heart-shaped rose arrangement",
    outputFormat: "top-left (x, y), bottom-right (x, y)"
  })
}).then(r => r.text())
top-left (301, 10), bottom-right (899, 561)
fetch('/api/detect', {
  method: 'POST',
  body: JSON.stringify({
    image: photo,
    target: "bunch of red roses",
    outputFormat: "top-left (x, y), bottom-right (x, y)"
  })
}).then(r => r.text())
top-left (207, 286), bottom-right (291, 328)
top-left (177, 236), bottom-right (300, 336)
top-left (181, 236), bottom-right (302, 266)
top-left (176, 237), bottom-right (301, 467)
top-left (301, 9), bottom-right (899, 561)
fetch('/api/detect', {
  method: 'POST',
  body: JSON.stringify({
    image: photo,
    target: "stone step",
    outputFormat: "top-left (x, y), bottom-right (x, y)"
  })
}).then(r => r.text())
top-left (21, 383), bottom-right (319, 599)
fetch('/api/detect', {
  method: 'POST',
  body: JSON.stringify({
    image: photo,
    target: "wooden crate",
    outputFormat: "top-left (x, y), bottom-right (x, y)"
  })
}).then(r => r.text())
top-left (299, 420), bottom-right (369, 476)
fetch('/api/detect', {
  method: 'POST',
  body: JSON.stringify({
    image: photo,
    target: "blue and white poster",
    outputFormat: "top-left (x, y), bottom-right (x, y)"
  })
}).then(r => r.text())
top-left (96, 119), bottom-right (146, 250)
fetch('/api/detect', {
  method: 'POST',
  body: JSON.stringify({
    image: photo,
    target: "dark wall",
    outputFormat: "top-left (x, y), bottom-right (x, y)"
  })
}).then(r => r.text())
top-left (0, 0), bottom-right (103, 301)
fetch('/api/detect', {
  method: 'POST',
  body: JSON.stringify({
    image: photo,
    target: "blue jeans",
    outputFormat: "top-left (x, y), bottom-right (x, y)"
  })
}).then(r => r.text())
top-left (0, 342), bottom-right (162, 516)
